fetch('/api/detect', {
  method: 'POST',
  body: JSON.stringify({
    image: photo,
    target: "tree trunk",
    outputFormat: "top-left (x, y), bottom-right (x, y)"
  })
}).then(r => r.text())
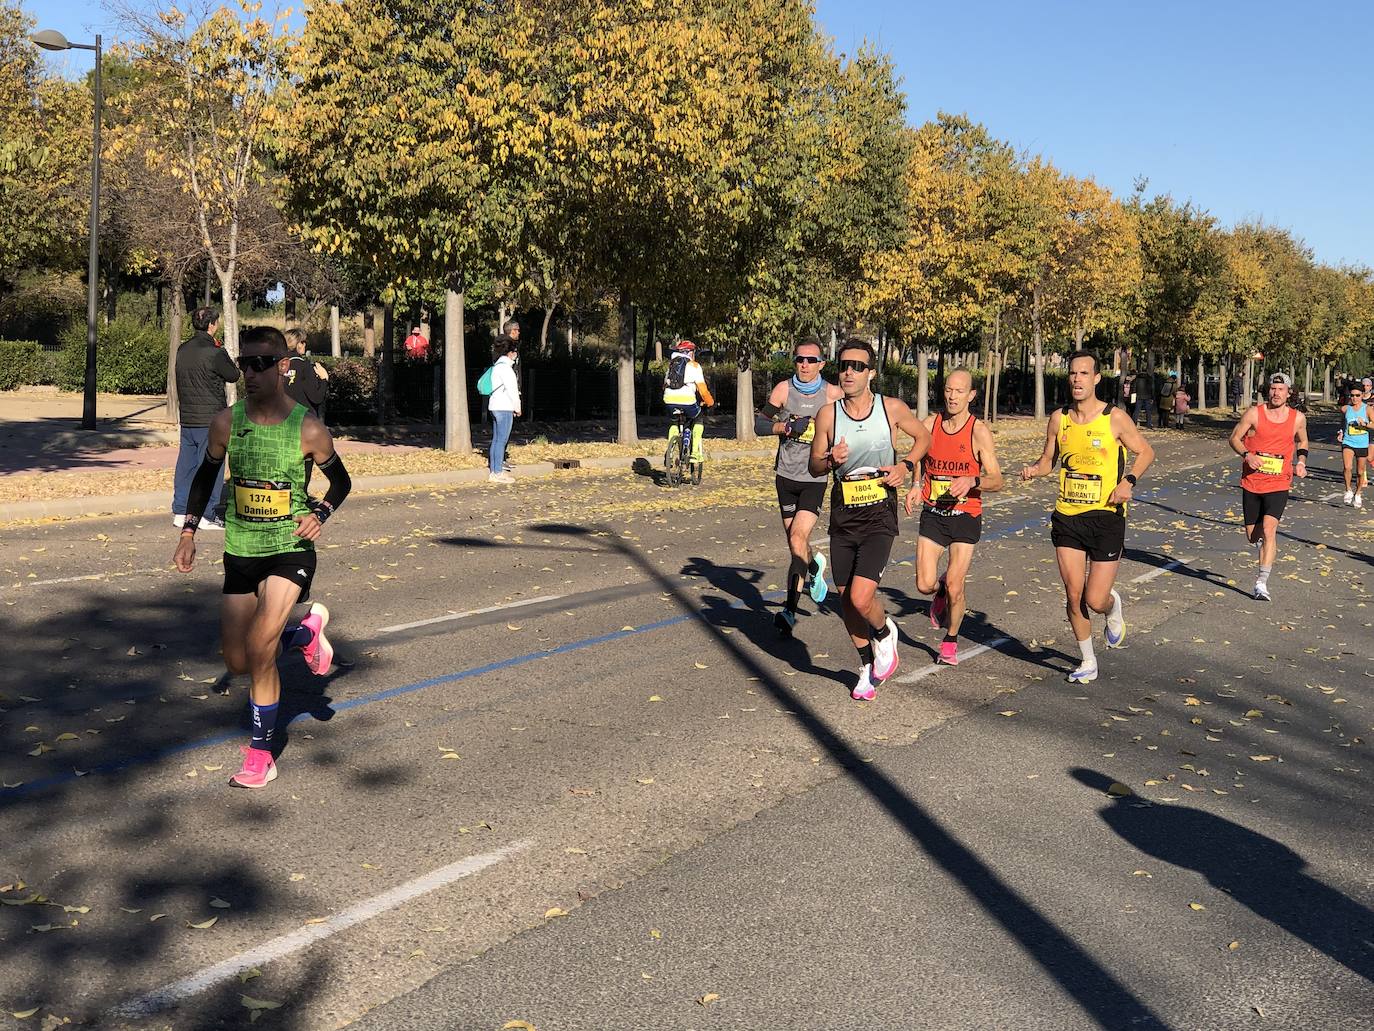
top-left (1073, 321), bottom-right (1085, 349)
top-left (1032, 286), bottom-right (1045, 420)
top-left (155, 283), bottom-right (164, 328)
top-left (616, 288), bottom-right (638, 445)
top-left (828, 328), bottom-right (837, 362)
top-left (1303, 361), bottom-right (1312, 400)
top-left (1195, 354), bottom-right (1206, 412)
top-left (736, 347), bottom-right (754, 441)
top-left (654, 337), bottom-right (663, 362)
top-left (164, 273), bottom-right (185, 425)
top-left (379, 301), bottom-right (395, 422)
top-left (917, 346), bottom-right (930, 419)
top-left (989, 311), bottom-right (1002, 422)
top-left (362, 311), bottom-right (375, 358)
top-left (539, 306), bottom-right (554, 357)
top-left (1243, 359), bottom-right (1254, 409)
top-left (216, 272), bottom-right (238, 357)
top-left (1323, 363), bottom-right (1332, 402)
top-left (566, 319), bottom-right (574, 356)
top-left (329, 305), bottom-right (341, 357)
top-left (443, 280), bottom-right (470, 453)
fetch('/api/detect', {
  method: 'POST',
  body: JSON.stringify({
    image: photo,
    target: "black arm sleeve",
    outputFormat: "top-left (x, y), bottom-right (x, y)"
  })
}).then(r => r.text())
top-left (309, 452), bottom-right (352, 522)
top-left (182, 450), bottom-right (225, 530)
top-left (213, 348), bottom-right (240, 383)
top-left (754, 402), bottom-right (781, 436)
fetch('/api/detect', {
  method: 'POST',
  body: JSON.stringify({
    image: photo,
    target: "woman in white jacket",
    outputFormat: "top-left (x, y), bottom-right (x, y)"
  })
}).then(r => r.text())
top-left (488, 336), bottom-right (521, 483)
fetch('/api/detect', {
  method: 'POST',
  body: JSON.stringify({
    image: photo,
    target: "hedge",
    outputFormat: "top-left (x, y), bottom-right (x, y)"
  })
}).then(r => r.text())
top-left (0, 340), bottom-right (49, 390)
top-left (55, 317), bottom-right (168, 394)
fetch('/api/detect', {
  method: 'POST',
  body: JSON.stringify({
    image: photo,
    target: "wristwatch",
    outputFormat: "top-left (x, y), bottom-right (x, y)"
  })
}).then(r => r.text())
top-left (1124, 474), bottom-right (1138, 486)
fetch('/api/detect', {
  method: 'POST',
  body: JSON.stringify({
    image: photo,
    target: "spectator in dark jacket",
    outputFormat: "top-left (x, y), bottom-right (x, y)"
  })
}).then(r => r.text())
top-left (283, 328), bottom-right (328, 420)
top-left (172, 306), bottom-right (237, 528)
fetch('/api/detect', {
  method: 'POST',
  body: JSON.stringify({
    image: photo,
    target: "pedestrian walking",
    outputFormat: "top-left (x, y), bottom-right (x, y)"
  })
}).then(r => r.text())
top-left (172, 306), bottom-right (237, 530)
top-left (1157, 373), bottom-right (1177, 429)
top-left (1173, 385), bottom-right (1190, 429)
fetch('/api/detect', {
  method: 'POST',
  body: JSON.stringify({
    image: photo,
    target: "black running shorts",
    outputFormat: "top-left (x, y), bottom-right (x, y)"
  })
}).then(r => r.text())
top-left (1342, 444), bottom-right (1369, 459)
top-left (776, 476), bottom-right (827, 518)
top-left (1241, 488), bottom-right (1288, 526)
top-left (1050, 510), bottom-right (1126, 563)
top-left (919, 509), bottom-right (982, 548)
top-left (828, 533), bottom-right (896, 587)
top-left (223, 550), bottom-right (316, 601)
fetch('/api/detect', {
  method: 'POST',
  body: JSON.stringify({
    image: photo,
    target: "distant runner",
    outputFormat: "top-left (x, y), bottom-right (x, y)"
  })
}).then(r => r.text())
top-left (173, 327), bottom-right (352, 788)
top-left (1228, 372), bottom-right (1308, 601)
top-left (1022, 352), bottom-right (1154, 684)
top-left (760, 337), bottom-right (843, 636)
top-left (810, 338), bottom-right (931, 700)
top-left (1339, 382), bottom-right (1368, 508)
top-left (904, 368), bottom-right (1004, 665)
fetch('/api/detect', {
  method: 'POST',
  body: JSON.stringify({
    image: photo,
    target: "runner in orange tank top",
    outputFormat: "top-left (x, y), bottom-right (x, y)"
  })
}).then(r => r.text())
top-left (903, 368), bottom-right (1004, 665)
top-left (1228, 372), bottom-right (1309, 601)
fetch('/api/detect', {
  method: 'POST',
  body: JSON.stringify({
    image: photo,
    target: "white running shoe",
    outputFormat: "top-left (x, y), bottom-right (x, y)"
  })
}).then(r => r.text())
top-left (1344, 490), bottom-right (1355, 506)
top-left (871, 617), bottom-right (900, 682)
top-left (1067, 664), bottom-right (1099, 684)
top-left (1356, 494), bottom-right (1365, 510)
top-left (1104, 589), bottom-right (1126, 649)
top-left (851, 663), bottom-right (876, 701)
top-left (1254, 581), bottom-right (1271, 602)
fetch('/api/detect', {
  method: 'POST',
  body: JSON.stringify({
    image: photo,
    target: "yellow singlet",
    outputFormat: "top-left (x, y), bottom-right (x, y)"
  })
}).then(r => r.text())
top-left (1055, 405), bottom-right (1126, 517)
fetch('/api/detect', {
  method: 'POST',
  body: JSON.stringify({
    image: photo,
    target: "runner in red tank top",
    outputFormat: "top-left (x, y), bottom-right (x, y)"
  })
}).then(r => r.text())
top-left (903, 368), bottom-right (1004, 665)
top-left (1228, 372), bottom-right (1309, 601)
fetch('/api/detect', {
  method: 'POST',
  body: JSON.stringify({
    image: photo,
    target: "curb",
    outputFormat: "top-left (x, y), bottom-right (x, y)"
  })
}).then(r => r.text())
top-left (0, 449), bottom-right (779, 524)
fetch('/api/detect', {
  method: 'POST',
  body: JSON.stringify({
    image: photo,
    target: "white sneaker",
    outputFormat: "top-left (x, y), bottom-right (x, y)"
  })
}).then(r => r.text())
top-left (871, 617), bottom-right (900, 682)
top-left (1254, 581), bottom-right (1271, 602)
top-left (851, 663), bottom-right (876, 701)
top-left (1344, 490), bottom-right (1354, 506)
top-left (1067, 664), bottom-right (1099, 684)
top-left (1356, 494), bottom-right (1365, 510)
top-left (1104, 589), bottom-right (1126, 649)
top-left (488, 472), bottom-right (515, 484)
top-left (172, 514), bottom-right (186, 528)
top-left (199, 517), bottom-right (225, 533)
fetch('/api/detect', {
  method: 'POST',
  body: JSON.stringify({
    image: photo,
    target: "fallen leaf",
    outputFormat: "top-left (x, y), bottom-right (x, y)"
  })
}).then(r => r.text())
top-left (119, 907), bottom-right (142, 914)
top-left (11, 1008), bottom-right (40, 1019)
top-left (440, 752), bottom-right (461, 760)
top-left (647, 695), bottom-right (663, 702)
top-left (1249, 755), bottom-right (1276, 762)
top-left (998, 710), bottom-right (1018, 717)
top-left (544, 907), bottom-right (569, 919)
top-left (502, 1022), bottom-right (538, 1031)
top-left (506, 624), bottom-right (522, 632)
top-left (54, 733), bottom-right (78, 742)
top-left (1106, 782), bottom-right (1133, 798)
top-left (1228, 940), bottom-right (1241, 951)
top-left (149, 913), bottom-right (166, 921)
top-left (209, 898), bottom-right (231, 909)
top-left (636, 777), bottom-right (655, 785)
top-left (693, 662), bottom-right (708, 670)
top-left (289, 873), bottom-right (305, 882)
top-left (240, 996), bottom-right (281, 1012)
top-left (698, 993), bottom-right (721, 1006)
top-left (187, 917), bottom-right (218, 929)
top-left (238, 968), bottom-right (262, 983)
top-left (1188, 903), bottom-right (1206, 911)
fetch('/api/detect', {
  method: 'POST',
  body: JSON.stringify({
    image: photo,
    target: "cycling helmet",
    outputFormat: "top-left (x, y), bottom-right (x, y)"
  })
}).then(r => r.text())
top-left (675, 339), bottom-right (696, 353)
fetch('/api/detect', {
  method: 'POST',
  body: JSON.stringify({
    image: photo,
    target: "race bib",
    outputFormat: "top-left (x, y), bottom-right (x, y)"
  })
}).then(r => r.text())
top-left (1060, 472), bottom-right (1103, 505)
top-left (795, 419), bottom-right (815, 444)
top-left (234, 478), bottom-right (292, 522)
top-left (927, 476), bottom-right (953, 503)
top-left (1350, 422), bottom-right (1368, 434)
top-left (840, 474), bottom-right (888, 507)
top-left (1255, 452), bottom-right (1285, 476)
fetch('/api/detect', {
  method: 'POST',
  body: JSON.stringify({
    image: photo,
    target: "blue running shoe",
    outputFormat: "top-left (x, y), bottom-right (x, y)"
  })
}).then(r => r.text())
top-left (808, 552), bottom-right (829, 605)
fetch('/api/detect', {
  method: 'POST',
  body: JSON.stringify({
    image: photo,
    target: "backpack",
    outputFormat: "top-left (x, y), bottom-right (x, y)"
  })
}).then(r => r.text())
top-left (477, 366), bottom-right (495, 396)
top-left (665, 353), bottom-right (690, 390)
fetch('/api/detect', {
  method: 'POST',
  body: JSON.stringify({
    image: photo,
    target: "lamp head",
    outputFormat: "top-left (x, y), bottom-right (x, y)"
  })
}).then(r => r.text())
top-left (31, 29), bottom-right (72, 51)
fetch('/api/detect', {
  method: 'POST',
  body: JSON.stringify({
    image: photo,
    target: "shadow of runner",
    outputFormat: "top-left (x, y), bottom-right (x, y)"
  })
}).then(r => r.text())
top-left (1071, 769), bottom-right (1374, 984)
top-left (529, 522), bottom-right (1172, 1029)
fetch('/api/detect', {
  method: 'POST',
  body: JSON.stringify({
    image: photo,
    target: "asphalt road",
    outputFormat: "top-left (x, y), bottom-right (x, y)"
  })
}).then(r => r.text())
top-left (1, 418), bottom-right (1370, 1031)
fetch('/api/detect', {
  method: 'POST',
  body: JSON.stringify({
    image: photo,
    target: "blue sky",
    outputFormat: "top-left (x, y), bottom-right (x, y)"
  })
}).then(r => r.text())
top-left (814, 0), bottom-right (1372, 269)
top-left (26, 0), bottom-right (1371, 268)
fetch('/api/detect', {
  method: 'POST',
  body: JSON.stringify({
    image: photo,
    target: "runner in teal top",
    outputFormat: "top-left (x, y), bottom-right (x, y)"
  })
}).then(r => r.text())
top-left (1340, 384), bottom-right (1368, 507)
top-left (173, 326), bottom-right (353, 789)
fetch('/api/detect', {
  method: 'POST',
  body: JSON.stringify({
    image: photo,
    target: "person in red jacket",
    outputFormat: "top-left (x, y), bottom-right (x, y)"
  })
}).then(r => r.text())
top-left (1228, 372), bottom-right (1309, 601)
top-left (402, 326), bottom-right (429, 360)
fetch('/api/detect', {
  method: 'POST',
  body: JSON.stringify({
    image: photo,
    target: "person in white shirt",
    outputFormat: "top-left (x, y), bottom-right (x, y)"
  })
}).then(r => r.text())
top-left (488, 336), bottom-right (521, 484)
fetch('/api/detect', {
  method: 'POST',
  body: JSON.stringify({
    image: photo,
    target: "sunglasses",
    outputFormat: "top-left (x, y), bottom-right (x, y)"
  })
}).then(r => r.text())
top-left (837, 359), bottom-right (870, 373)
top-left (793, 356), bottom-right (822, 365)
top-left (237, 354), bottom-right (281, 373)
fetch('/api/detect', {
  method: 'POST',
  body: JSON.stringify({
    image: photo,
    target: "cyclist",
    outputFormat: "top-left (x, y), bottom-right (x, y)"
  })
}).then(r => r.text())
top-left (663, 339), bottom-right (714, 483)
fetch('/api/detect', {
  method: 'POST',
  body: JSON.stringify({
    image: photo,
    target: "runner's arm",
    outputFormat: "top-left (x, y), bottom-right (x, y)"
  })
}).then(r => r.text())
top-left (1021, 411), bottom-right (1060, 480)
top-left (1108, 407), bottom-right (1155, 504)
top-left (884, 397), bottom-right (930, 488)
top-left (968, 419), bottom-right (1004, 493)
top-left (903, 415), bottom-right (938, 515)
top-left (1294, 412), bottom-right (1309, 478)
top-left (757, 381), bottom-right (790, 436)
top-left (173, 410), bottom-right (231, 571)
top-left (693, 364), bottom-right (715, 408)
top-left (296, 416), bottom-right (350, 539)
top-left (1228, 408), bottom-right (1259, 459)
top-left (808, 403), bottom-right (836, 477)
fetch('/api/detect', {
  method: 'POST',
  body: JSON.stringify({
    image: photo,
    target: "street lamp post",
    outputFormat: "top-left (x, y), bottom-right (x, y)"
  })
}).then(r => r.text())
top-left (32, 29), bottom-right (102, 431)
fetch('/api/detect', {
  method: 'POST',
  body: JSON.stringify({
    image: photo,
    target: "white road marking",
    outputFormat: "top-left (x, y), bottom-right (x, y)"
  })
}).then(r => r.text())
top-left (895, 637), bottom-right (1012, 683)
top-left (1130, 556), bottom-right (1194, 584)
top-left (6, 566), bottom-right (168, 590)
top-left (377, 595), bottom-right (567, 634)
top-left (112, 840), bottom-right (533, 1019)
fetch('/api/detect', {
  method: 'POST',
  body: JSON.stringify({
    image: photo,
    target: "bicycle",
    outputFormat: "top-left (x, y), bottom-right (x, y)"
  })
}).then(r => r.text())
top-left (664, 409), bottom-right (702, 487)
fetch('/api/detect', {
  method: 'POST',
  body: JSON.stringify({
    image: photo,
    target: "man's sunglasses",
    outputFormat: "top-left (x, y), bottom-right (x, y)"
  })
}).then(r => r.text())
top-left (237, 354), bottom-right (281, 373)
top-left (837, 359), bottom-right (870, 373)
top-left (793, 355), bottom-right (822, 365)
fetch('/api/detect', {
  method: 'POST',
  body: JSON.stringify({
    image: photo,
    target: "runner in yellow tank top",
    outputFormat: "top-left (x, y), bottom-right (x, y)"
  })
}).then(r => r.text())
top-left (1022, 352), bottom-right (1154, 684)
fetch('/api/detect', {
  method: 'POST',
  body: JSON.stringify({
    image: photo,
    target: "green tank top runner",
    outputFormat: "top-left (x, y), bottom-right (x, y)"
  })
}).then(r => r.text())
top-left (225, 401), bottom-right (312, 558)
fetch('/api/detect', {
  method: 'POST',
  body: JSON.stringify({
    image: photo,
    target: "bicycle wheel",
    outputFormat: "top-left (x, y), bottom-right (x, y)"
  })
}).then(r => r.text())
top-left (664, 438), bottom-right (683, 487)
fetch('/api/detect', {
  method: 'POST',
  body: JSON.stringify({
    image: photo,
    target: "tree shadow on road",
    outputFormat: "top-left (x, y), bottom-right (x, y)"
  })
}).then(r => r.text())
top-left (1072, 768), bottom-right (1374, 984)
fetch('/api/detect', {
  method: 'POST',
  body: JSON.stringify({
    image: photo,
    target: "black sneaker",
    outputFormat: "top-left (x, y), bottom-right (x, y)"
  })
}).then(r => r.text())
top-left (774, 609), bottom-right (797, 637)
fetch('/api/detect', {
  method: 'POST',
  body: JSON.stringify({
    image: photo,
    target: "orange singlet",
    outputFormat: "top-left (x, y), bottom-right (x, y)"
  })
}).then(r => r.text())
top-left (922, 414), bottom-right (982, 517)
top-left (1240, 405), bottom-right (1298, 494)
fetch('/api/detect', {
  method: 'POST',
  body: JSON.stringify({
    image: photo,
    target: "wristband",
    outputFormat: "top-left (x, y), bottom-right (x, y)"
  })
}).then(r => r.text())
top-left (1124, 474), bottom-right (1138, 486)
top-left (179, 528), bottom-right (196, 537)
top-left (182, 514), bottom-right (201, 533)
top-left (901, 459), bottom-right (915, 474)
top-left (1296, 449), bottom-right (1308, 461)
top-left (309, 499), bottom-right (335, 524)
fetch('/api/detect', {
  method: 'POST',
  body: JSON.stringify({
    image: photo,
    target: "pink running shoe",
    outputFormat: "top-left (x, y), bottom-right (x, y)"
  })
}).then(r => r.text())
top-left (938, 640), bottom-right (959, 665)
top-left (229, 746), bottom-right (277, 789)
top-left (851, 664), bottom-right (876, 701)
top-left (930, 576), bottom-right (948, 629)
top-left (300, 602), bottom-right (333, 676)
